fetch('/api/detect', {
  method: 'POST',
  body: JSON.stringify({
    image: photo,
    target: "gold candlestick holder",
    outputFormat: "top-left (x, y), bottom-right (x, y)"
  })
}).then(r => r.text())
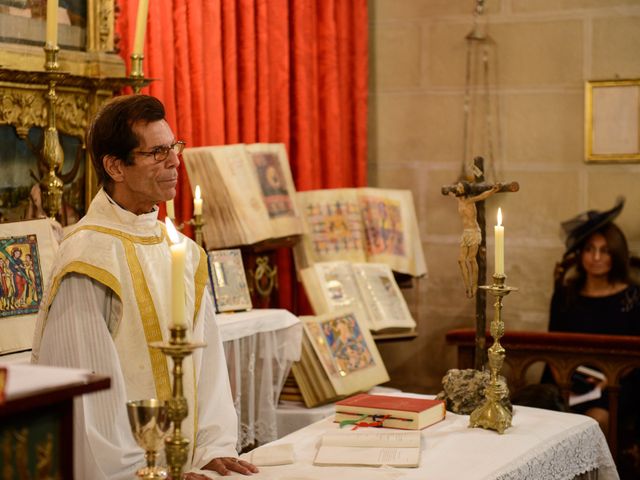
top-left (41, 44), bottom-right (65, 219)
top-left (149, 325), bottom-right (205, 479)
top-left (130, 53), bottom-right (146, 94)
top-left (469, 273), bottom-right (517, 434)
top-left (190, 215), bottom-right (204, 248)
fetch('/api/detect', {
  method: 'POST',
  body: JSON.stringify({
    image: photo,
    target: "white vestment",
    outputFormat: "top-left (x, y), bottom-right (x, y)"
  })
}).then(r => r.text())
top-left (31, 190), bottom-right (238, 479)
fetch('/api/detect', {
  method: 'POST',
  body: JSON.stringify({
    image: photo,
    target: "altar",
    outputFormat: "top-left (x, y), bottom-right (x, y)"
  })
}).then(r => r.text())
top-left (242, 394), bottom-right (619, 480)
top-left (216, 309), bottom-right (302, 450)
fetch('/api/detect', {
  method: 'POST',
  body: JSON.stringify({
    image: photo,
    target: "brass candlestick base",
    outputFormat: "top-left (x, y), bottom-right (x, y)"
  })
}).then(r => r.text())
top-left (149, 325), bottom-right (205, 480)
top-left (189, 214), bottom-right (204, 248)
top-left (469, 274), bottom-right (517, 434)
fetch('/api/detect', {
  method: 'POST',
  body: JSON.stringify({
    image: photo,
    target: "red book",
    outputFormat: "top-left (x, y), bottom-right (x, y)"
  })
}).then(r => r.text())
top-left (334, 393), bottom-right (446, 430)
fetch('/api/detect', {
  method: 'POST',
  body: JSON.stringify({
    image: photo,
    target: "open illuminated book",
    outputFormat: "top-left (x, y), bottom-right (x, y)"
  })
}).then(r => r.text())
top-left (294, 188), bottom-right (427, 277)
top-left (314, 430), bottom-right (421, 468)
top-left (182, 143), bottom-right (303, 249)
top-left (1, 219), bottom-right (59, 355)
top-left (299, 261), bottom-right (416, 332)
top-left (291, 309), bottom-right (390, 407)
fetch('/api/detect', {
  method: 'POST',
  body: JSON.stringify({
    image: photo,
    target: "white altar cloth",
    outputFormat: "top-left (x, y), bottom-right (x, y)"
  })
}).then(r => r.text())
top-left (217, 309), bottom-right (302, 450)
top-left (216, 308), bottom-right (300, 342)
top-left (239, 395), bottom-right (618, 480)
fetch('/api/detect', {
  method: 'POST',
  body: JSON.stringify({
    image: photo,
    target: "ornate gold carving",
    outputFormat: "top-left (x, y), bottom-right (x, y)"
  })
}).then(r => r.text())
top-left (35, 434), bottom-right (55, 480)
top-left (2, 430), bottom-right (14, 479)
top-left (252, 256), bottom-right (278, 298)
top-left (98, 0), bottom-right (115, 52)
top-left (0, 91), bottom-right (47, 139)
top-left (55, 95), bottom-right (90, 139)
top-left (0, 428), bottom-right (60, 480)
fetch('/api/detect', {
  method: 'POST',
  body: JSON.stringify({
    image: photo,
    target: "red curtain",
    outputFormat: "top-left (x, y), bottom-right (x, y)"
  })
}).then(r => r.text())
top-left (116, 0), bottom-right (368, 310)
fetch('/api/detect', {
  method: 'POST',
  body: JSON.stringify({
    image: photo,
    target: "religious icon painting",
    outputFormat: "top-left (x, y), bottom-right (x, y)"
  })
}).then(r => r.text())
top-left (359, 195), bottom-right (406, 257)
top-left (304, 322), bottom-right (339, 377)
top-left (250, 151), bottom-right (296, 219)
top-left (295, 189), bottom-right (367, 265)
top-left (206, 248), bottom-right (252, 313)
top-left (0, 219), bottom-right (58, 355)
top-left (246, 143), bottom-right (299, 221)
top-left (321, 311), bottom-right (375, 375)
top-left (294, 188), bottom-right (427, 277)
top-left (0, 234), bottom-right (44, 317)
top-left (301, 308), bottom-right (389, 397)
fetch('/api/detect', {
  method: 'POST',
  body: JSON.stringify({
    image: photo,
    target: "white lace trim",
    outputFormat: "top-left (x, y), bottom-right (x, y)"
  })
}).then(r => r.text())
top-left (491, 421), bottom-right (619, 480)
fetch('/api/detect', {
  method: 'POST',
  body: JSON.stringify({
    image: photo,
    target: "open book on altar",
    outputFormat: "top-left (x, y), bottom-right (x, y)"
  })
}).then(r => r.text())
top-left (300, 261), bottom-right (416, 332)
top-left (182, 143), bottom-right (303, 249)
top-left (313, 430), bottom-right (421, 467)
top-left (291, 309), bottom-right (390, 408)
top-left (294, 188), bottom-right (427, 277)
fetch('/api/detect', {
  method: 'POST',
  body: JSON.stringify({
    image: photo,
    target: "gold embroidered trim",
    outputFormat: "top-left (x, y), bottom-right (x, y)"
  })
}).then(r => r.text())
top-left (122, 240), bottom-right (172, 401)
top-left (46, 261), bottom-right (122, 311)
top-left (66, 224), bottom-right (166, 245)
top-left (35, 261), bottom-right (122, 355)
top-left (192, 364), bottom-right (199, 462)
top-left (193, 247), bottom-right (208, 329)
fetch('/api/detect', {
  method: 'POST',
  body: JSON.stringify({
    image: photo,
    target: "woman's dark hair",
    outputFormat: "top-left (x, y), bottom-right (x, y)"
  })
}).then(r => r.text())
top-left (566, 222), bottom-right (631, 295)
top-left (86, 95), bottom-right (166, 191)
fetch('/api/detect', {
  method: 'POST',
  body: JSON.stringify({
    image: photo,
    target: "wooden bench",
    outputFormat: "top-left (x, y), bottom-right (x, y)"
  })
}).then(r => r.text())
top-left (446, 328), bottom-right (640, 460)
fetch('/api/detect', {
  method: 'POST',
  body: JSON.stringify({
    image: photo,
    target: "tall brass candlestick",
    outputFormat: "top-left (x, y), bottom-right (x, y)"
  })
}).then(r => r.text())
top-left (469, 274), bottom-right (517, 434)
top-left (41, 44), bottom-right (65, 219)
top-left (191, 214), bottom-right (204, 248)
top-left (150, 325), bottom-right (205, 479)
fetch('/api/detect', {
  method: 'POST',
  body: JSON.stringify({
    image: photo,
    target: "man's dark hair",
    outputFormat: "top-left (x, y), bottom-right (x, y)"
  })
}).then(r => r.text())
top-left (86, 95), bottom-right (166, 191)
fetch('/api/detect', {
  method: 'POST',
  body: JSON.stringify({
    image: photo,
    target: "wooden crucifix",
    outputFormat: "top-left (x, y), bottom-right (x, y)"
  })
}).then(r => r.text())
top-left (442, 157), bottom-right (519, 370)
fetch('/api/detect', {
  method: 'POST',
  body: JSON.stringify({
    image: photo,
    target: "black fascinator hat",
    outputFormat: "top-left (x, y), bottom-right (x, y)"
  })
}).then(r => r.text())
top-left (561, 197), bottom-right (625, 255)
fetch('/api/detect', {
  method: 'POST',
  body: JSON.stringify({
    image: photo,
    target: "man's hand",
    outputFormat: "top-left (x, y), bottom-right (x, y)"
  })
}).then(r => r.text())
top-left (184, 457), bottom-right (259, 478)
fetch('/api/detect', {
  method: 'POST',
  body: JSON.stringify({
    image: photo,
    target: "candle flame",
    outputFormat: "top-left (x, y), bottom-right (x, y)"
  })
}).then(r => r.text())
top-left (497, 208), bottom-right (503, 227)
top-left (165, 217), bottom-right (180, 244)
top-left (195, 185), bottom-right (201, 200)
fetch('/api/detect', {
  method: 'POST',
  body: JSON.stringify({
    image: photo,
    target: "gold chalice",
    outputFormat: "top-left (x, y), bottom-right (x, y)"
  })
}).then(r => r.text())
top-left (127, 399), bottom-right (171, 479)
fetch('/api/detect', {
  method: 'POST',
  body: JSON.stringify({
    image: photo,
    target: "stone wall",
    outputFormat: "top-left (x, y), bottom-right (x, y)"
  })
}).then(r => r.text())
top-left (369, 0), bottom-right (640, 392)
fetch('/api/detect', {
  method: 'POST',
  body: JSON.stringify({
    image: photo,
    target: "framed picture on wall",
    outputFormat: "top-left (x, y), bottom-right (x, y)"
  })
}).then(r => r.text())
top-left (585, 79), bottom-right (640, 163)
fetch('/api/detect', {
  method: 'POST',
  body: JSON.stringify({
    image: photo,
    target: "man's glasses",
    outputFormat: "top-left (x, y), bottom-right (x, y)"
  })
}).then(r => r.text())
top-left (134, 140), bottom-right (186, 163)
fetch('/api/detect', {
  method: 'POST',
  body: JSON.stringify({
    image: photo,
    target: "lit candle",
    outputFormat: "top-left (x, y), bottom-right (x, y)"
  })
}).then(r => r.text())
top-left (495, 208), bottom-right (504, 275)
top-left (46, 0), bottom-right (58, 47)
top-left (165, 217), bottom-right (186, 328)
top-left (193, 185), bottom-right (203, 216)
top-left (165, 199), bottom-right (175, 220)
top-left (132, 0), bottom-right (149, 56)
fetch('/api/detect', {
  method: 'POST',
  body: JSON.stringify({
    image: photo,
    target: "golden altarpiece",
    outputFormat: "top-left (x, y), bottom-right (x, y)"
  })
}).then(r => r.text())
top-left (0, 0), bottom-right (133, 223)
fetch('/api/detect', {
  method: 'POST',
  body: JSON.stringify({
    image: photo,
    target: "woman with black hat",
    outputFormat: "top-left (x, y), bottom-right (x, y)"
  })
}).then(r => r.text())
top-left (549, 197), bottom-right (640, 476)
top-left (550, 197), bottom-right (640, 336)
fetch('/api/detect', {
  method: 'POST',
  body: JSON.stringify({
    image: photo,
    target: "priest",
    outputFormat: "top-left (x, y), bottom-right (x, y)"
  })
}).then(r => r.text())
top-left (32, 95), bottom-right (258, 479)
